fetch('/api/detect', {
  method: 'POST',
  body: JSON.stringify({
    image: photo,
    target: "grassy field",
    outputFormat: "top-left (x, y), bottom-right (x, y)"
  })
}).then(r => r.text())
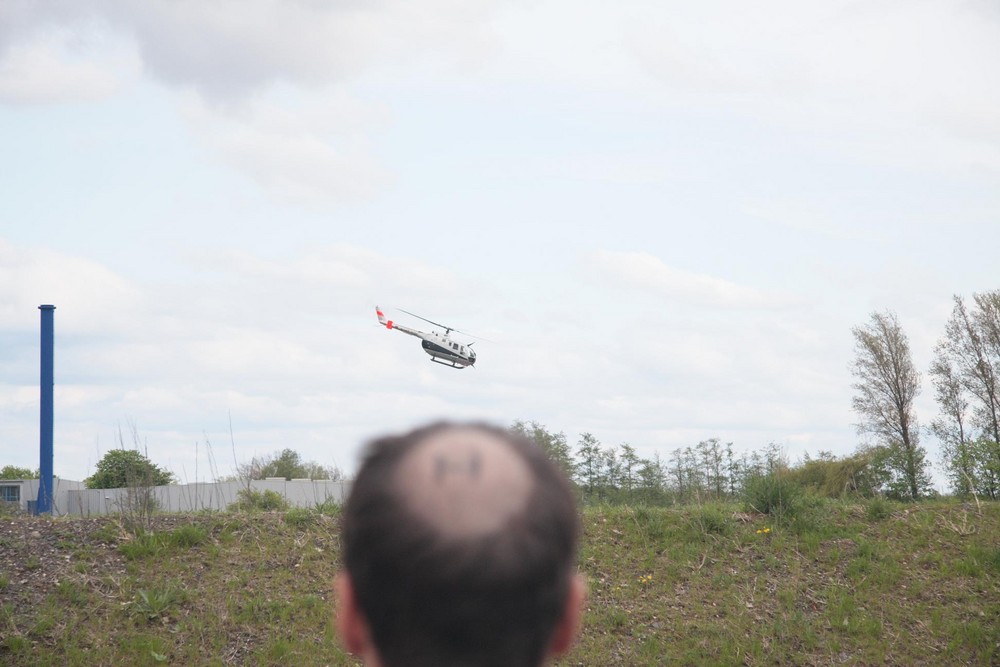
top-left (1, 499), bottom-right (998, 666)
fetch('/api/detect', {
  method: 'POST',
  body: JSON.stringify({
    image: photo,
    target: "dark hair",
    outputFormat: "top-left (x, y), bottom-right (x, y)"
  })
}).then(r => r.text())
top-left (342, 421), bottom-right (580, 667)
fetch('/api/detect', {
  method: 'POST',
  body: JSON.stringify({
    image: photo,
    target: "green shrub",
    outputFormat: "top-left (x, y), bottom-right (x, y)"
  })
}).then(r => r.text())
top-left (56, 580), bottom-right (89, 607)
top-left (4, 635), bottom-right (31, 656)
top-left (313, 497), bottom-right (341, 516)
top-left (865, 497), bottom-right (892, 522)
top-left (166, 524), bottom-right (207, 548)
top-left (966, 544), bottom-right (1000, 574)
top-left (987, 547), bottom-right (1000, 573)
top-left (690, 503), bottom-right (732, 537)
top-left (629, 506), bottom-right (671, 543)
top-left (784, 452), bottom-right (877, 498)
top-left (131, 585), bottom-right (186, 621)
top-left (787, 493), bottom-right (829, 535)
top-left (119, 533), bottom-right (165, 560)
top-left (228, 489), bottom-right (289, 512)
top-left (743, 473), bottom-right (803, 524)
top-left (284, 507), bottom-right (316, 528)
top-left (85, 448), bottom-right (173, 489)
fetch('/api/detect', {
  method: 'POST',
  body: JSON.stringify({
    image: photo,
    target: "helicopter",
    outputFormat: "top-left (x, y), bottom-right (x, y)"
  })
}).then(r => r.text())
top-left (375, 306), bottom-right (478, 369)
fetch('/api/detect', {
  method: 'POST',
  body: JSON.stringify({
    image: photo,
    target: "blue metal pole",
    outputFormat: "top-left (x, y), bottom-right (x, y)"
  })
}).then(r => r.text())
top-left (38, 304), bottom-right (55, 515)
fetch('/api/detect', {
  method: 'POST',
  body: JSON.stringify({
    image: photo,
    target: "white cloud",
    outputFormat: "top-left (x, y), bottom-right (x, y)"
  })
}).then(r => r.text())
top-left (0, 238), bottom-right (141, 333)
top-left (623, 0), bottom-right (1000, 170)
top-left (0, 30), bottom-right (133, 104)
top-left (0, 0), bottom-right (506, 206)
top-left (179, 92), bottom-right (391, 205)
top-left (627, 1), bottom-right (996, 107)
top-left (589, 249), bottom-right (799, 309)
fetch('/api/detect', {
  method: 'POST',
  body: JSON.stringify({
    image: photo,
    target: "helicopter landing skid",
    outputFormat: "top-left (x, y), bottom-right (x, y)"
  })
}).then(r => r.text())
top-left (430, 357), bottom-right (468, 369)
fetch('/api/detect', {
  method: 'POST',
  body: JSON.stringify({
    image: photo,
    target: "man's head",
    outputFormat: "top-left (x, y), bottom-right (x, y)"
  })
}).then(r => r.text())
top-left (337, 421), bottom-right (584, 667)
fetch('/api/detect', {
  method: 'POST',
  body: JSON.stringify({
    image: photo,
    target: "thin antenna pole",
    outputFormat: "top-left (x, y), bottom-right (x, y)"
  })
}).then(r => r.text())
top-left (38, 304), bottom-right (55, 515)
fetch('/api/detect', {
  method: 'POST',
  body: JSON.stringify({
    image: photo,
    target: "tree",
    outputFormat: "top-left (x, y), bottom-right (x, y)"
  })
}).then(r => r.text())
top-left (1, 465), bottom-right (38, 479)
top-left (85, 449), bottom-right (174, 489)
top-left (574, 433), bottom-right (602, 497)
top-left (934, 293), bottom-right (1000, 498)
top-left (697, 438), bottom-right (726, 499)
top-left (636, 453), bottom-right (668, 505)
top-left (260, 449), bottom-right (307, 479)
top-left (725, 442), bottom-right (740, 497)
top-left (510, 420), bottom-right (574, 480)
top-left (236, 448), bottom-right (342, 481)
top-left (598, 447), bottom-right (622, 501)
top-left (851, 310), bottom-right (930, 500)
top-left (618, 443), bottom-right (641, 498)
top-left (929, 344), bottom-right (977, 496)
top-left (667, 447), bottom-right (689, 501)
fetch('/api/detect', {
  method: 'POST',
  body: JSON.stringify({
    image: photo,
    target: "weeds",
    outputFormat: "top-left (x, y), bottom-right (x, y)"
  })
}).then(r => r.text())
top-left (119, 533), bottom-right (165, 560)
top-left (865, 496), bottom-right (892, 521)
top-left (742, 472), bottom-right (804, 524)
top-left (56, 580), bottom-right (89, 607)
top-left (106, 422), bottom-right (166, 537)
top-left (628, 505), bottom-right (671, 544)
top-left (131, 585), bottom-right (186, 621)
top-left (228, 488), bottom-right (289, 512)
top-left (688, 503), bottom-right (731, 537)
top-left (0, 501), bottom-right (23, 518)
top-left (284, 507), bottom-right (317, 528)
top-left (166, 524), bottom-right (207, 548)
top-left (3, 635), bottom-right (30, 655)
top-left (313, 497), bottom-right (342, 516)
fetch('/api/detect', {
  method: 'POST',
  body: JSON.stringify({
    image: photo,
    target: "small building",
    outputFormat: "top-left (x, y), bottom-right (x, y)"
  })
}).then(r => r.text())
top-left (0, 478), bottom-right (86, 516)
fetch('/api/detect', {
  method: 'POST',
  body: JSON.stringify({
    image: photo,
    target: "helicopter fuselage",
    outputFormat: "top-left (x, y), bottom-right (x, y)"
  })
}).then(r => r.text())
top-left (419, 333), bottom-right (475, 368)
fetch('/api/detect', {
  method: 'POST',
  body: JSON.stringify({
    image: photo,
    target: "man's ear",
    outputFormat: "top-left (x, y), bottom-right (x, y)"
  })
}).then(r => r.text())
top-left (335, 572), bottom-right (370, 656)
top-left (549, 573), bottom-right (587, 656)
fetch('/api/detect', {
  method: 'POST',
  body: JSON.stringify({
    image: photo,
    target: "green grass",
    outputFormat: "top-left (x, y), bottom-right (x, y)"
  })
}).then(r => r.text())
top-left (1, 501), bottom-right (998, 665)
top-left (564, 499), bottom-right (1000, 666)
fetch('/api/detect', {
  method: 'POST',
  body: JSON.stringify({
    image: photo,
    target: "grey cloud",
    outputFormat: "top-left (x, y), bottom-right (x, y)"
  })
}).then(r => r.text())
top-left (2, 0), bottom-right (502, 102)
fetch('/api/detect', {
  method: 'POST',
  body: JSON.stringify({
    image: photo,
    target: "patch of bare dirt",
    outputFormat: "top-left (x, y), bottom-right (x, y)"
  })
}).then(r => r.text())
top-left (0, 514), bottom-right (196, 623)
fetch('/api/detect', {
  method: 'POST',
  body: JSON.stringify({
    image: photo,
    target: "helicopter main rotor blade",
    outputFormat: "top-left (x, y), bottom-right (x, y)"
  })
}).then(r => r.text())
top-left (397, 308), bottom-right (451, 330)
top-left (396, 307), bottom-right (485, 339)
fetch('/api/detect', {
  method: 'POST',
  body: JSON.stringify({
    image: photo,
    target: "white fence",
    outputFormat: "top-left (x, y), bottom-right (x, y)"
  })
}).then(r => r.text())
top-left (63, 479), bottom-right (352, 517)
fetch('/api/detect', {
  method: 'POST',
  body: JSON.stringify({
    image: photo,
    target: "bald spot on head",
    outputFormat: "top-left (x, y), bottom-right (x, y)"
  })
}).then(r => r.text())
top-left (395, 426), bottom-right (533, 539)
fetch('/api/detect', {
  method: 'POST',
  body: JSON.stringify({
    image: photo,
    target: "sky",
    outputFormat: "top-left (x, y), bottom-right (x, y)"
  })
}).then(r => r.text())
top-left (1, 0), bottom-right (998, 486)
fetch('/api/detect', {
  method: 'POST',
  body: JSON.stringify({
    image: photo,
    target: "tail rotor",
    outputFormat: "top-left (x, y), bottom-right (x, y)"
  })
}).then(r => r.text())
top-left (375, 305), bottom-right (394, 329)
